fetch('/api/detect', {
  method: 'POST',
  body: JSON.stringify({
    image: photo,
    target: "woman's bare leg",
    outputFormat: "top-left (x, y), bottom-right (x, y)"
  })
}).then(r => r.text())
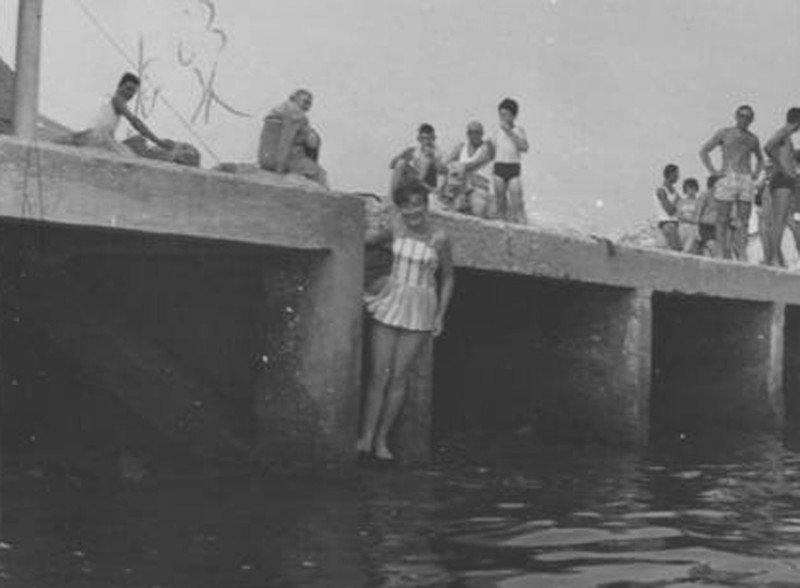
top-left (356, 321), bottom-right (398, 453)
top-left (373, 330), bottom-right (430, 460)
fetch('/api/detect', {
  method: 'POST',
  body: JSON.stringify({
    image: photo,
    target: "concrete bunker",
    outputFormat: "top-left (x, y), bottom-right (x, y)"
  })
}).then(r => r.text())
top-left (431, 268), bottom-right (650, 448)
top-left (0, 220), bottom-right (321, 468)
top-left (651, 292), bottom-right (783, 436)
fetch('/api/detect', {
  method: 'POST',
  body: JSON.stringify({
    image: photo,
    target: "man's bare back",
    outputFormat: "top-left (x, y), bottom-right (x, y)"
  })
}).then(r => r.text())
top-left (766, 128), bottom-right (797, 177)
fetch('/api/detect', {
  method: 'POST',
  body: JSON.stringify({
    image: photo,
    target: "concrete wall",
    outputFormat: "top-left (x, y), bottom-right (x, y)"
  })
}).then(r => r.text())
top-left (0, 138), bottom-right (366, 468)
top-left (432, 270), bottom-right (650, 448)
top-left (783, 306), bottom-right (800, 426)
top-left (651, 293), bottom-right (783, 434)
top-left (437, 213), bottom-right (800, 305)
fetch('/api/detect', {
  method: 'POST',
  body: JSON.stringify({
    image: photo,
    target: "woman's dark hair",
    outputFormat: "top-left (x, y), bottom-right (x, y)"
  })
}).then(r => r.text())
top-left (118, 72), bottom-right (141, 87)
top-left (498, 97), bottom-right (519, 117)
top-left (682, 178), bottom-right (699, 192)
top-left (663, 163), bottom-right (678, 178)
top-left (392, 178), bottom-right (430, 207)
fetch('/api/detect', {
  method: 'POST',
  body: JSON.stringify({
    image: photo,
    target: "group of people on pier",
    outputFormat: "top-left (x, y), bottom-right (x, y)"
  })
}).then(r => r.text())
top-left (387, 98), bottom-right (529, 224)
top-left (63, 73), bottom-right (531, 226)
top-left (654, 104), bottom-right (800, 267)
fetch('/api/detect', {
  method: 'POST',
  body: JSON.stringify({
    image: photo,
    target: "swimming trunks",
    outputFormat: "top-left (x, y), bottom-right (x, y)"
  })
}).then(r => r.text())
top-left (769, 171), bottom-right (797, 192)
top-left (714, 172), bottom-right (757, 203)
top-left (493, 162), bottom-right (521, 182)
top-left (698, 223), bottom-right (715, 242)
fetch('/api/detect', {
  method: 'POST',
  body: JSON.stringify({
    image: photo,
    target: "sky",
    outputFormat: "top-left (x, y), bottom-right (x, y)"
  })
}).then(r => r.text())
top-left (2, 0), bottom-right (800, 235)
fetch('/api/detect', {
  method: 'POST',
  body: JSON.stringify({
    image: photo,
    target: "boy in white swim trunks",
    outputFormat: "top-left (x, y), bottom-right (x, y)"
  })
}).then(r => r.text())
top-left (699, 104), bottom-right (764, 260)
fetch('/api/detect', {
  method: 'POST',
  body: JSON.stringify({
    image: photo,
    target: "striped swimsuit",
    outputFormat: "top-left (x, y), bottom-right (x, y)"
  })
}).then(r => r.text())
top-left (366, 232), bottom-right (439, 332)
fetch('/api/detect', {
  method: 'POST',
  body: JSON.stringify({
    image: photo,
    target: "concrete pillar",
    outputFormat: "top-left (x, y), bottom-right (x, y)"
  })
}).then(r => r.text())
top-left (254, 220), bottom-right (365, 469)
top-left (784, 306), bottom-right (800, 424)
top-left (652, 295), bottom-right (785, 433)
top-left (535, 287), bottom-right (653, 445)
top-left (767, 303), bottom-right (786, 427)
top-left (12, 0), bottom-right (43, 139)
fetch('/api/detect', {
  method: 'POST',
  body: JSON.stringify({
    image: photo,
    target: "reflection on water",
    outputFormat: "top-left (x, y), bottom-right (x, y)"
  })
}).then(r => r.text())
top-left (4, 431), bottom-right (800, 587)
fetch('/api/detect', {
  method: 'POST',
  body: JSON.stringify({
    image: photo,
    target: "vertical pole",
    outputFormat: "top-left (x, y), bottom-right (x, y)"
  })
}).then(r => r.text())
top-left (12, 0), bottom-right (44, 139)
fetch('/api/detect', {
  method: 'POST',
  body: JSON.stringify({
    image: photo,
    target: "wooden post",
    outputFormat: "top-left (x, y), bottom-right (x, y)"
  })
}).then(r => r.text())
top-left (12, 0), bottom-right (44, 139)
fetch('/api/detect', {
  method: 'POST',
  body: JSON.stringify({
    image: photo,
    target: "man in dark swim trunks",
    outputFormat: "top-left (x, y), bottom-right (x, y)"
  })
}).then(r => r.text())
top-left (763, 107), bottom-right (800, 266)
top-left (490, 98), bottom-right (529, 224)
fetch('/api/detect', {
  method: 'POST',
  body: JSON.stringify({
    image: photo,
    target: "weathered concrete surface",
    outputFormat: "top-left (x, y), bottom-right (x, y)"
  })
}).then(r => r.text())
top-left (254, 229), bottom-right (365, 468)
top-left (363, 206), bottom-right (798, 450)
top-left (430, 211), bottom-right (800, 305)
top-left (0, 136), bottom-right (362, 251)
top-left (0, 218), bottom-right (363, 468)
top-left (784, 306), bottom-right (800, 425)
top-left (11, 266), bottom-right (251, 462)
top-left (535, 287), bottom-right (652, 444)
top-left (0, 140), bottom-right (365, 468)
top-left (433, 271), bottom-right (651, 448)
top-left (652, 294), bottom-right (784, 433)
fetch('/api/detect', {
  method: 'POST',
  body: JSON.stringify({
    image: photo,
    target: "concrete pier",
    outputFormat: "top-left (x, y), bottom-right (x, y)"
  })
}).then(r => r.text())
top-left (2, 135), bottom-right (800, 468)
top-left (423, 213), bottom-right (800, 459)
top-left (0, 137), bottom-right (364, 468)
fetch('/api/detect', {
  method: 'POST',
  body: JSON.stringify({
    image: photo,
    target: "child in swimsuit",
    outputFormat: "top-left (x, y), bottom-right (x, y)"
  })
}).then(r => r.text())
top-left (677, 177), bottom-right (700, 252)
top-left (357, 178), bottom-right (455, 464)
top-left (389, 123), bottom-right (447, 194)
top-left (654, 164), bottom-right (682, 251)
top-left (490, 98), bottom-right (529, 224)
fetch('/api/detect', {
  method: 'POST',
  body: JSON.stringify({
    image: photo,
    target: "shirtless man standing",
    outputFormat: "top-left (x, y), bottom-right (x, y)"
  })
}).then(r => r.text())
top-left (699, 105), bottom-right (764, 260)
top-left (763, 107), bottom-right (800, 266)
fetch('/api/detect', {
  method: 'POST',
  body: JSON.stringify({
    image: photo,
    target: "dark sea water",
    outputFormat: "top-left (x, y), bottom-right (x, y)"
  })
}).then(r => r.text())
top-left (4, 430), bottom-right (800, 587)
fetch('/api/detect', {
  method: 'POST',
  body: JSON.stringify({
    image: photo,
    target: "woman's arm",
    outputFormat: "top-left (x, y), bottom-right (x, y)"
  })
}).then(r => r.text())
top-left (434, 234), bottom-right (455, 337)
top-left (366, 213), bottom-right (396, 247)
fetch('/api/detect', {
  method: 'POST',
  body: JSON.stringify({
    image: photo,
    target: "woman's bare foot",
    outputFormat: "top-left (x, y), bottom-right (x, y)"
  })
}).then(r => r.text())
top-left (373, 444), bottom-right (394, 461)
top-left (356, 439), bottom-right (372, 452)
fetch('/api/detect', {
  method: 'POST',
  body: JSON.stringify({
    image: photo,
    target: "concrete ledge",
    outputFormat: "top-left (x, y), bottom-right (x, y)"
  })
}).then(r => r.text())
top-left (0, 136), bottom-right (363, 251)
top-left (428, 211), bottom-right (800, 305)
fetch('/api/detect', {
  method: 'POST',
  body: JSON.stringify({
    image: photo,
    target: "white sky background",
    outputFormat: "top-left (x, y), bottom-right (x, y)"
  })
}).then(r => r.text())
top-left (2, 0), bottom-right (800, 234)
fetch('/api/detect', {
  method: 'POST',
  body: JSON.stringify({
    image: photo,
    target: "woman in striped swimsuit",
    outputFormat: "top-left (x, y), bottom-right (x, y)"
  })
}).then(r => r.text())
top-left (357, 179), bottom-right (455, 464)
